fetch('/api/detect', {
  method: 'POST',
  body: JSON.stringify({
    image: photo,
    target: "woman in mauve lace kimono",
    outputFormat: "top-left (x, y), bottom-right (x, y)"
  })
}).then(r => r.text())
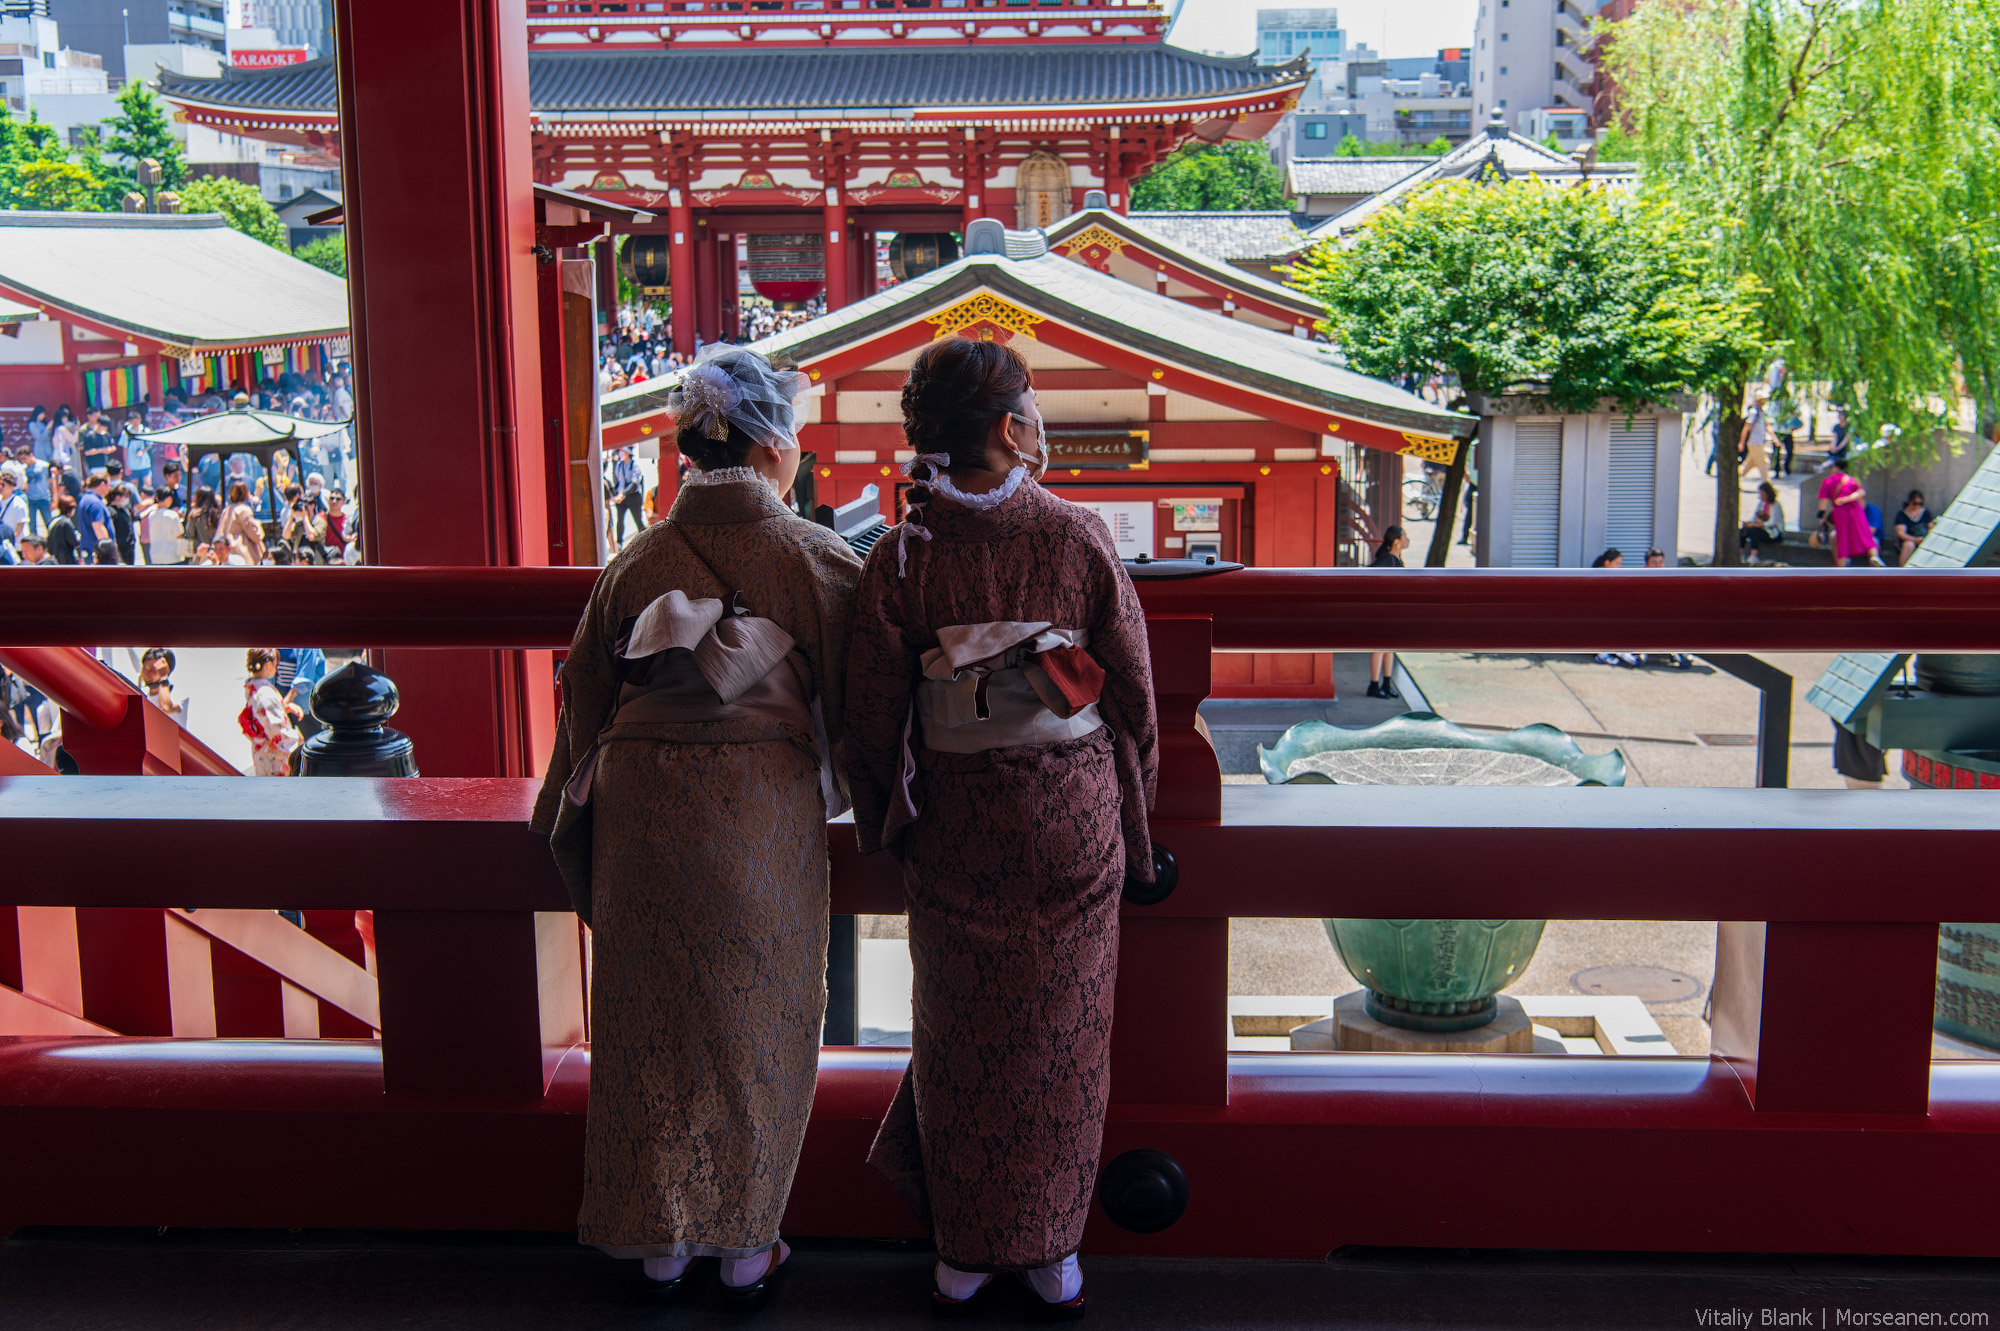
top-left (839, 337), bottom-right (1158, 1317)
top-left (532, 347), bottom-right (861, 1306)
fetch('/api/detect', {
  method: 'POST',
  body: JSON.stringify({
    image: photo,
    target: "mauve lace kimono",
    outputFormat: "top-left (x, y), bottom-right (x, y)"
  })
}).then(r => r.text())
top-left (840, 476), bottom-right (1157, 1273)
top-left (531, 473), bottom-right (861, 1262)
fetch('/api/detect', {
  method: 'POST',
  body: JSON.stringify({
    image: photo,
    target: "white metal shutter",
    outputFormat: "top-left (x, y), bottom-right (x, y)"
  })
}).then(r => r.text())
top-left (1605, 418), bottom-right (1659, 558)
top-left (1509, 419), bottom-right (1563, 567)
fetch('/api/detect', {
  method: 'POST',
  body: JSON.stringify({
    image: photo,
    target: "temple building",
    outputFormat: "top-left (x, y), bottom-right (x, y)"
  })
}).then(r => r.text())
top-left (156, 1), bottom-right (1311, 355)
top-left (600, 222), bottom-right (1473, 696)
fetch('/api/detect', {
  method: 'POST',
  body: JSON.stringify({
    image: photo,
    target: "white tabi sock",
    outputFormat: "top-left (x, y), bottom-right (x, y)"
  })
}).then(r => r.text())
top-left (1024, 1254), bottom-right (1083, 1304)
top-left (934, 1260), bottom-right (993, 1301)
top-left (722, 1239), bottom-right (789, 1289)
top-left (641, 1255), bottom-right (692, 1283)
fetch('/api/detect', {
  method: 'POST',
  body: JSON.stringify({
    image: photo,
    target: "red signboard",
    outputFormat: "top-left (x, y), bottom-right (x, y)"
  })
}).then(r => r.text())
top-left (230, 48), bottom-right (309, 69)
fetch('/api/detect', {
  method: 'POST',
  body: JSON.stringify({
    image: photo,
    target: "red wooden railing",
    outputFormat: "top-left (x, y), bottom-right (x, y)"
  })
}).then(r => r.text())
top-left (2, 566), bottom-right (1998, 1257)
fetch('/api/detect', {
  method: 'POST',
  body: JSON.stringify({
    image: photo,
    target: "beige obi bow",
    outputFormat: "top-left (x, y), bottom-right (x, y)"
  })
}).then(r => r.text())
top-left (565, 589), bottom-right (842, 815)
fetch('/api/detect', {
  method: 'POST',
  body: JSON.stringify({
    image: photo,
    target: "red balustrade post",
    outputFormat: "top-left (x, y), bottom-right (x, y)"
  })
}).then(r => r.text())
top-left (374, 910), bottom-right (585, 1097)
top-left (4, 908), bottom-right (82, 1017)
top-left (1710, 921), bottom-right (1939, 1115)
top-left (1111, 614), bottom-right (1227, 1108)
top-left (73, 908), bottom-right (216, 1037)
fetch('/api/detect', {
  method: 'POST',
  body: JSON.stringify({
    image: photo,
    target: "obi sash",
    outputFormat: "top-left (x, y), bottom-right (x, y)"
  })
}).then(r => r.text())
top-left (563, 588), bottom-right (843, 816)
top-left (883, 620), bottom-right (1106, 844)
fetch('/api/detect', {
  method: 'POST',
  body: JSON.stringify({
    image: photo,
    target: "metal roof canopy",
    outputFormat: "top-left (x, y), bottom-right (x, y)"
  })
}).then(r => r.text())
top-left (135, 407), bottom-right (352, 449)
top-left (306, 183), bottom-right (658, 229)
top-left (0, 211), bottom-right (350, 352)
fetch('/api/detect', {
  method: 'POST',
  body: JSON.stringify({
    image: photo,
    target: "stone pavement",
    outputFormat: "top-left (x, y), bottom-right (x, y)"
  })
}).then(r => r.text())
top-left (4, 1229), bottom-right (1997, 1331)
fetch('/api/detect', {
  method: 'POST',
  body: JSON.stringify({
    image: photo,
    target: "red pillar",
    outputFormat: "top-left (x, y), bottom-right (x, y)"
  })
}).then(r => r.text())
top-left (669, 191), bottom-right (696, 355)
top-left (822, 197), bottom-right (850, 312)
top-left (693, 221), bottom-right (719, 348)
top-left (717, 231), bottom-right (740, 340)
top-left (334, 0), bottom-right (553, 777)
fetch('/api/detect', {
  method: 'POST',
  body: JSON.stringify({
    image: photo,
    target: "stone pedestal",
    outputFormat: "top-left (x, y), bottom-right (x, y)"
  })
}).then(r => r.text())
top-left (1292, 991), bottom-right (1537, 1053)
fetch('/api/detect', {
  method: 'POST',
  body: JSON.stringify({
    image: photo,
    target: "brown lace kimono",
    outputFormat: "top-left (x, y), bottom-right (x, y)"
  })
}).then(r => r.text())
top-left (531, 475), bottom-right (861, 1261)
top-left (839, 477), bottom-right (1157, 1272)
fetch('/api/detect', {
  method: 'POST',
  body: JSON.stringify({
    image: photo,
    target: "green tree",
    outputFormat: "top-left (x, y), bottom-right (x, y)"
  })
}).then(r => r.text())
top-left (1129, 141), bottom-right (1286, 211)
top-left (98, 80), bottom-right (187, 205)
top-left (177, 175), bottom-right (290, 250)
top-left (15, 158), bottom-right (104, 211)
top-left (1599, 0), bottom-right (2000, 563)
top-left (1286, 178), bottom-right (1762, 565)
top-left (294, 233), bottom-right (346, 277)
top-left (1334, 132), bottom-right (1366, 158)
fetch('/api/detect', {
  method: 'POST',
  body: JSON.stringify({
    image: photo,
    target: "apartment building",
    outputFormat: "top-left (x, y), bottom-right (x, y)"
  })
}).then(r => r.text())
top-left (1471, 0), bottom-right (1600, 134)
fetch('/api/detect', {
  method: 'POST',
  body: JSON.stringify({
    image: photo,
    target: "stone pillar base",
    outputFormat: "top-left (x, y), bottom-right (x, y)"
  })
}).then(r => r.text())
top-left (1292, 991), bottom-right (1538, 1053)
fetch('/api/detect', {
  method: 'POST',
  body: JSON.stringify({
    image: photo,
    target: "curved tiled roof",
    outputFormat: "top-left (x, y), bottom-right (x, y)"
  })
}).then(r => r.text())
top-left (1286, 157), bottom-right (1434, 197)
top-left (160, 46), bottom-right (1305, 117)
top-left (1123, 211), bottom-right (1305, 263)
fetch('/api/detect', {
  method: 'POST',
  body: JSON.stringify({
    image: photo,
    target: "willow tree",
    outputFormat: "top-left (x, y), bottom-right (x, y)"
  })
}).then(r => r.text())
top-left (1286, 179), bottom-right (1760, 566)
top-left (1600, 0), bottom-right (2000, 563)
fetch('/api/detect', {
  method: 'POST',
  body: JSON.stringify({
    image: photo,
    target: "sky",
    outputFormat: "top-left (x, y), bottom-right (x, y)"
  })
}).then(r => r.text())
top-left (1166, 0), bottom-right (1480, 60)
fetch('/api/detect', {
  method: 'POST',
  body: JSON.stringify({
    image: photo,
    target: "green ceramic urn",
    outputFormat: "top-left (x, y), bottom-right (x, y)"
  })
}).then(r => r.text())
top-left (1259, 713), bottom-right (1626, 1033)
top-left (1324, 918), bottom-right (1549, 1032)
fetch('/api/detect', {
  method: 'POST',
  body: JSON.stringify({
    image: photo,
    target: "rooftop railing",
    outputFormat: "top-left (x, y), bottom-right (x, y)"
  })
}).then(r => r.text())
top-left (2, 565), bottom-right (1997, 1257)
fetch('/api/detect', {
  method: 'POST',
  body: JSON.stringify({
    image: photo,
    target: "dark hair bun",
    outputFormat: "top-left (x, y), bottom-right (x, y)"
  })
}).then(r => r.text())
top-left (901, 337), bottom-right (1032, 471)
top-left (678, 418), bottom-right (757, 471)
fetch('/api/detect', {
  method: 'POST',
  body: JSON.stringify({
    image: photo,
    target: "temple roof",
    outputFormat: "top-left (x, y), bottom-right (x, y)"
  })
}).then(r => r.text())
top-left (159, 46), bottom-right (1307, 120)
top-left (1286, 157), bottom-right (1435, 198)
top-left (1044, 208), bottom-right (1318, 318)
top-left (1292, 122), bottom-right (1639, 249)
top-left (604, 245), bottom-right (1470, 442)
top-left (1122, 211), bottom-right (1307, 263)
top-left (0, 212), bottom-right (349, 351)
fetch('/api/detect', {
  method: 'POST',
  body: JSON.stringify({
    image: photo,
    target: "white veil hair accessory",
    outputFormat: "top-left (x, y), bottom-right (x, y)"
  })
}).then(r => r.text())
top-left (667, 346), bottom-right (812, 450)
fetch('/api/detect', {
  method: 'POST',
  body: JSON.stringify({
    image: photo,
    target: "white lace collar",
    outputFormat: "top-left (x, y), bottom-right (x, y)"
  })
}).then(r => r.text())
top-left (931, 465), bottom-right (1028, 511)
top-left (682, 465), bottom-right (769, 490)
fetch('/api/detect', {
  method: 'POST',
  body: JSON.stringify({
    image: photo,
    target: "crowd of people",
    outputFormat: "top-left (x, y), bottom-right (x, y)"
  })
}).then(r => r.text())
top-left (0, 371), bottom-right (361, 568)
top-left (598, 298), bottom-right (827, 393)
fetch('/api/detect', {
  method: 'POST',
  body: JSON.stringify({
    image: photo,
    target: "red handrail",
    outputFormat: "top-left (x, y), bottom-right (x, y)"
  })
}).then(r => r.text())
top-left (0, 646), bottom-right (238, 777)
top-left (3, 566), bottom-right (2000, 653)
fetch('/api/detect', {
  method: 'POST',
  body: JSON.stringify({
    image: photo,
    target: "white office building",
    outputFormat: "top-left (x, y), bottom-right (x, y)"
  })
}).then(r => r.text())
top-left (1471, 0), bottom-right (1601, 134)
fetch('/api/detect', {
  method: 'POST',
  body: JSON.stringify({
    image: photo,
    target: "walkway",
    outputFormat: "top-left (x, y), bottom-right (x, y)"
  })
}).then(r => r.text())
top-left (5, 1230), bottom-right (1996, 1330)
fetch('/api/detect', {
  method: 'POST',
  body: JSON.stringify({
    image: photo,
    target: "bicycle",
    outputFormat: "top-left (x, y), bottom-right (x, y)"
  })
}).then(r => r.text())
top-left (1404, 471), bottom-right (1442, 520)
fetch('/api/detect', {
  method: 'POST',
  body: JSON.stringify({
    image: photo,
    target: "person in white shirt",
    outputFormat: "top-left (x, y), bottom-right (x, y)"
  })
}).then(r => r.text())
top-left (0, 463), bottom-right (27, 562)
top-left (144, 488), bottom-right (186, 565)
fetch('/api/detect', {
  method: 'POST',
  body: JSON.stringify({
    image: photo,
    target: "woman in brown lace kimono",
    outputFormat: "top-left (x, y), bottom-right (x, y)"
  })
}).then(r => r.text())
top-left (532, 347), bottom-right (861, 1305)
top-left (840, 338), bottom-right (1157, 1316)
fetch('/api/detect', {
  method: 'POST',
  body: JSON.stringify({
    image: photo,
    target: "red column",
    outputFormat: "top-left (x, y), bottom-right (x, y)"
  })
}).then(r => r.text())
top-left (335, 0), bottom-right (553, 777)
top-left (822, 195), bottom-right (850, 312)
top-left (693, 221), bottom-right (719, 348)
top-left (717, 231), bottom-right (740, 339)
top-left (668, 191), bottom-right (696, 356)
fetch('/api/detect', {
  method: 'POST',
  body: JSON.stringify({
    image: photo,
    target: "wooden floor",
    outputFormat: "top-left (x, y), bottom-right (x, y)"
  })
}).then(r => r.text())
top-left (4, 1229), bottom-right (1997, 1330)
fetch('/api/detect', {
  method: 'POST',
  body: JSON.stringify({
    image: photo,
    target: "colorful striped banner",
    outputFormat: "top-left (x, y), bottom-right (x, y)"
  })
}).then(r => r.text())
top-left (83, 363), bottom-right (149, 411)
